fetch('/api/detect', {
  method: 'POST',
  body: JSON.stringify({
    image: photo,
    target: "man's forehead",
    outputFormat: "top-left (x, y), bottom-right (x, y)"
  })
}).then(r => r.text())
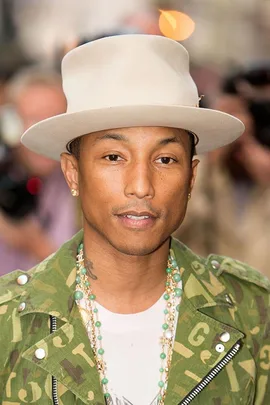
top-left (85, 126), bottom-right (188, 144)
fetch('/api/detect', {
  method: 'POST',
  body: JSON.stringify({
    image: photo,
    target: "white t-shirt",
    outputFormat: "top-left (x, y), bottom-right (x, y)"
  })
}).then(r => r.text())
top-left (80, 295), bottom-right (180, 405)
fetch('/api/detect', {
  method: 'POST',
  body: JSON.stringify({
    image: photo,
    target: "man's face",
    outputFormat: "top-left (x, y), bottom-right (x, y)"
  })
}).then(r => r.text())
top-left (62, 126), bottom-right (199, 256)
top-left (15, 84), bottom-right (66, 177)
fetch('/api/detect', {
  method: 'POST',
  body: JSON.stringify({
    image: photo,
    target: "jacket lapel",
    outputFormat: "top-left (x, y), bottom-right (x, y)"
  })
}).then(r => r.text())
top-left (22, 307), bottom-right (105, 404)
top-left (165, 239), bottom-right (244, 405)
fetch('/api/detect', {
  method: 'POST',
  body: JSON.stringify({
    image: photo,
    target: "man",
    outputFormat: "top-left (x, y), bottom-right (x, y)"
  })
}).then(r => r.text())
top-left (175, 67), bottom-right (270, 277)
top-left (0, 35), bottom-right (269, 405)
top-left (0, 67), bottom-right (77, 274)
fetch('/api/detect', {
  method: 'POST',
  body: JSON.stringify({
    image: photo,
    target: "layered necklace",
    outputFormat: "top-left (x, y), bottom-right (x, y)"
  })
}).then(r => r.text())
top-left (74, 242), bottom-right (182, 405)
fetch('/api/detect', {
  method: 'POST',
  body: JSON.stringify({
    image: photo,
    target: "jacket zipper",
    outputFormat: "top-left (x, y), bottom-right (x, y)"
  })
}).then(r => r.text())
top-left (178, 341), bottom-right (242, 405)
top-left (50, 316), bottom-right (59, 405)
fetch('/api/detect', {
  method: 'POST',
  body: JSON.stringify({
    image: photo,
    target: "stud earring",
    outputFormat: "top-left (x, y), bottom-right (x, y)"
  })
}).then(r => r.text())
top-left (71, 188), bottom-right (78, 197)
top-left (188, 193), bottom-right (191, 200)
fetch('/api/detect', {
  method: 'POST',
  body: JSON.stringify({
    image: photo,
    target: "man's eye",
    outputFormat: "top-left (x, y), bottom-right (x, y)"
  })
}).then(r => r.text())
top-left (156, 157), bottom-right (176, 164)
top-left (104, 154), bottom-right (123, 162)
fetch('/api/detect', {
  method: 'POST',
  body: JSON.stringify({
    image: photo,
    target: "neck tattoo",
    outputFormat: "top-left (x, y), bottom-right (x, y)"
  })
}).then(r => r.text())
top-left (84, 255), bottom-right (98, 280)
top-left (74, 242), bottom-right (182, 405)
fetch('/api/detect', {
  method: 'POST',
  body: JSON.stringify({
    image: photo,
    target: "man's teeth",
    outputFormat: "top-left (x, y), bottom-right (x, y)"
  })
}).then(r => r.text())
top-left (125, 215), bottom-right (150, 220)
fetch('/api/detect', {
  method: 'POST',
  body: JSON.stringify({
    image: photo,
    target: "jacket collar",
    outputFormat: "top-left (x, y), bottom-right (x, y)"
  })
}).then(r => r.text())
top-left (21, 232), bottom-right (232, 319)
top-left (165, 238), bottom-right (244, 404)
top-left (21, 230), bottom-right (83, 322)
top-left (20, 232), bottom-right (244, 405)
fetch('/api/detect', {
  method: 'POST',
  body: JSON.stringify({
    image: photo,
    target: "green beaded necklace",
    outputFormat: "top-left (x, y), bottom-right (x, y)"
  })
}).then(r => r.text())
top-left (74, 242), bottom-right (182, 405)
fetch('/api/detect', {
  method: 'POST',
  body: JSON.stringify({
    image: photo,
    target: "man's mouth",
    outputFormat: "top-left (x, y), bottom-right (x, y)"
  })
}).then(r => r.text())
top-left (117, 210), bottom-right (156, 219)
top-left (116, 211), bottom-right (157, 228)
top-left (124, 214), bottom-right (151, 220)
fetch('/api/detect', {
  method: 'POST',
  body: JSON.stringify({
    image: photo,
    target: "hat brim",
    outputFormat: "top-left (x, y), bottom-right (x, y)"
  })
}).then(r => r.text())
top-left (21, 105), bottom-right (244, 160)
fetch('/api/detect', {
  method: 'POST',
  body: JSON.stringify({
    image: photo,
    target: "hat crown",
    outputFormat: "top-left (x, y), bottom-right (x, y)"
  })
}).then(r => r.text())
top-left (62, 35), bottom-right (199, 113)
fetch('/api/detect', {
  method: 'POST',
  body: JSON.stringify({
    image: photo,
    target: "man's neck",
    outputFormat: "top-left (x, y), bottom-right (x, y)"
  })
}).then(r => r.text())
top-left (82, 227), bottom-right (170, 314)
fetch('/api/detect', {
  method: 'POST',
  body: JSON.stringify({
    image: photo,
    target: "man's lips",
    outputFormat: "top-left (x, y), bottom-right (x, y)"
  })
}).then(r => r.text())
top-left (116, 210), bottom-right (157, 219)
top-left (115, 210), bottom-right (157, 228)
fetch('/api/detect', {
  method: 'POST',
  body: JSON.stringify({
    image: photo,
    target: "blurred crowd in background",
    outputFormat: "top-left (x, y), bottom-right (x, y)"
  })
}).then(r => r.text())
top-left (0, 0), bottom-right (269, 277)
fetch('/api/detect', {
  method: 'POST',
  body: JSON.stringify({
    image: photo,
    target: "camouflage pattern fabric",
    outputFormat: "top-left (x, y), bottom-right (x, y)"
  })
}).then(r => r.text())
top-left (0, 230), bottom-right (269, 404)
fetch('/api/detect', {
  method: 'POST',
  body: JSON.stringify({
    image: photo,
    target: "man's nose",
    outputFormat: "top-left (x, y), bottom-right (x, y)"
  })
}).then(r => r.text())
top-left (124, 161), bottom-right (155, 199)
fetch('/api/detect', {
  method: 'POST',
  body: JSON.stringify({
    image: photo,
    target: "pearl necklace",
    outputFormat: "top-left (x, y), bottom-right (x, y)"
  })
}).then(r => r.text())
top-left (74, 243), bottom-right (182, 404)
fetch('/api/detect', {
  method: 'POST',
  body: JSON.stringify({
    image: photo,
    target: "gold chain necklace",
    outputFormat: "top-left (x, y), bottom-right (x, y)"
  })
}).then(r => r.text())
top-left (74, 243), bottom-right (182, 404)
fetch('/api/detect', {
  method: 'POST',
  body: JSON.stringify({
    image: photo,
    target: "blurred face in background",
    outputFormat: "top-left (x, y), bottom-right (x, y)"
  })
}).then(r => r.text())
top-left (14, 83), bottom-right (66, 177)
top-left (213, 93), bottom-right (270, 185)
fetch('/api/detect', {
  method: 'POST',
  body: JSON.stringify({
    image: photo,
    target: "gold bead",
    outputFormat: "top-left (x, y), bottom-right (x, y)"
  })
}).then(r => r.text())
top-left (97, 361), bottom-right (104, 371)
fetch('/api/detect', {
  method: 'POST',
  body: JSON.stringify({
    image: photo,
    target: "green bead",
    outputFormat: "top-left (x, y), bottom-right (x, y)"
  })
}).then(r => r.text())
top-left (163, 293), bottom-right (170, 301)
top-left (158, 395), bottom-right (163, 400)
top-left (97, 335), bottom-right (102, 340)
top-left (101, 377), bottom-right (108, 385)
top-left (98, 348), bottom-right (104, 355)
top-left (176, 304), bottom-right (180, 312)
top-left (75, 276), bottom-right (81, 284)
top-left (159, 367), bottom-right (164, 373)
top-left (165, 281), bottom-right (170, 286)
top-left (74, 290), bottom-right (83, 300)
top-left (162, 323), bottom-right (169, 330)
top-left (78, 243), bottom-right (83, 250)
top-left (164, 309), bottom-right (169, 315)
top-left (90, 294), bottom-right (96, 300)
top-left (84, 281), bottom-right (90, 287)
top-left (166, 268), bottom-right (172, 274)
top-left (81, 267), bottom-right (87, 275)
top-left (95, 321), bottom-right (101, 328)
top-left (93, 308), bottom-right (98, 313)
top-left (158, 381), bottom-right (165, 388)
top-left (173, 273), bottom-right (181, 282)
top-left (175, 288), bottom-right (182, 297)
top-left (171, 259), bottom-right (178, 267)
top-left (160, 352), bottom-right (166, 360)
top-left (104, 393), bottom-right (111, 398)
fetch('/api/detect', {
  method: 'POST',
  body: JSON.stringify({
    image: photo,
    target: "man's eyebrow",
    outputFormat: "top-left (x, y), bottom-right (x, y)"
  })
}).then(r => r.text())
top-left (94, 133), bottom-right (128, 143)
top-left (158, 136), bottom-right (184, 146)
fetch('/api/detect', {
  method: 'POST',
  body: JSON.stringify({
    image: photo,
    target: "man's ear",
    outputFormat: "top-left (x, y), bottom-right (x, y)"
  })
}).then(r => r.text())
top-left (189, 158), bottom-right (200, 194)
top-left (60, 152), bottom-right (79, 194)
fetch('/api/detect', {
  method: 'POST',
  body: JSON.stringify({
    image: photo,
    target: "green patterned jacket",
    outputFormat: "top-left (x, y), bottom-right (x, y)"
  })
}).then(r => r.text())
top-left (0, 231), bottom-right (269, 405)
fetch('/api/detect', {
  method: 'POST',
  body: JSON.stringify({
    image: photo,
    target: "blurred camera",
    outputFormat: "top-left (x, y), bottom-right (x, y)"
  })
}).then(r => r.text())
top-left (249, 99), bottom-right (270, 148)
top-left (0, 106), bottom-right (38, 220)
top-left (222, 64), bottom-right (270, 148)
top-left (0, 145), bottom-right (38, 220)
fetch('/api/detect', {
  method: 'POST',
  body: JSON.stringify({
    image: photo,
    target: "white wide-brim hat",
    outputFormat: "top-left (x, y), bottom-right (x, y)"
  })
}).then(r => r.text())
top-left (21, 35), bottom-right (244, 160)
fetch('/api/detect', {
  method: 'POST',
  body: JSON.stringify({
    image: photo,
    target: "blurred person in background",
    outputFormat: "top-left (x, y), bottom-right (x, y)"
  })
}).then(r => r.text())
top-left (0, 67), bottom-right (77, 275)
top-left (174, 64), bottom-right (270, 277)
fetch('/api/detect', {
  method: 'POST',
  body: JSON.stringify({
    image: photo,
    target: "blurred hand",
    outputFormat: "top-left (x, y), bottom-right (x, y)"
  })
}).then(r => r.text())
top-left (234, 137), bottom-right (270, 186)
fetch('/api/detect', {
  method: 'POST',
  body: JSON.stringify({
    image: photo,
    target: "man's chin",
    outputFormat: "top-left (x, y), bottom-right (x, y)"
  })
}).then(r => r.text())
top-left (109, 237), bottom-right (169, 257)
